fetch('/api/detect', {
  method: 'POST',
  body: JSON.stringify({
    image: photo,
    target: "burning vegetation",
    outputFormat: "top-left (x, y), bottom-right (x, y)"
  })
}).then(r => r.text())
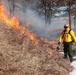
top-left (0, 1), bottom-right (74, 75)
top-left (0, 19), bottom-right (73, 75)
top-left (0, 2), bottom-right (57, 46)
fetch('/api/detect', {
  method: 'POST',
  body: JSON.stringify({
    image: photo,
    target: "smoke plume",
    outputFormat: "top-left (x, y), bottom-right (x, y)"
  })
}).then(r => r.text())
top-left (1, 0), bottom-right (71, 40)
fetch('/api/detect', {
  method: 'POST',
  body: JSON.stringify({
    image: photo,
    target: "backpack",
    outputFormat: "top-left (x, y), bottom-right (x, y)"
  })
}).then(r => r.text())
top-left (62, 29), bottom-right (74, 42)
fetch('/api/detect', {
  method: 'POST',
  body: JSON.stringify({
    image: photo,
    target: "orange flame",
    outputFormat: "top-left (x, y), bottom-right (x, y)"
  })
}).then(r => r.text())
top-left (0, 2), bottom-right (57, 46)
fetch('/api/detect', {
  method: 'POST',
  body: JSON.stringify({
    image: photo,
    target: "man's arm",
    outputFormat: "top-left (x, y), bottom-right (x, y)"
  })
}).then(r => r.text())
top-left (57, 31), bottom-right (64, 50)
top-left (70, 30), bottom-right (76, 42)
top-left (58, 31), bottom-right (64, 43)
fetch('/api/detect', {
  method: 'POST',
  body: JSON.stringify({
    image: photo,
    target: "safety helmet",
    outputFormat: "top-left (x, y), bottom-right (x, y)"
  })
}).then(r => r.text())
top-left (64, 23), bottom-right (70, 28)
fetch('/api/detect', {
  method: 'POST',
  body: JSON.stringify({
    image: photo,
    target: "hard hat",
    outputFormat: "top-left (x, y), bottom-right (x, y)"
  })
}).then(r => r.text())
top-left (64, 23), bottom-right (69, 26)
top-left (64, 23), bottom-right (70, 28)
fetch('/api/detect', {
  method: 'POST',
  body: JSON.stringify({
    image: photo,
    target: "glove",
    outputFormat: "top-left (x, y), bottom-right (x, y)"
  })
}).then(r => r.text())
top-left (57, 46), bottom-right (60, 50)
top-left (57, 42), bottom-right (61, 50)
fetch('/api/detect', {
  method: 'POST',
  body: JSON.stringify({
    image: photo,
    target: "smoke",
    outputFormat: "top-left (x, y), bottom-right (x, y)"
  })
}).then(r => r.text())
top-left (14, 7), bottom-right (61, 40)
top-left (1, 0), bottom-right (70, 40)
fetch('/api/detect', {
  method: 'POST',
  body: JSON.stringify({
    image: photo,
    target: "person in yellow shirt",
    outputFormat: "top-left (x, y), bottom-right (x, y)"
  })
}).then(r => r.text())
top-left (57, 23), bottom-right (76, 62)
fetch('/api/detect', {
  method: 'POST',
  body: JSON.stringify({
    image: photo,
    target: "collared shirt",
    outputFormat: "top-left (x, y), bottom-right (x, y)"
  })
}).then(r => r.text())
top-left (59, 29), bottom-right (76, 43)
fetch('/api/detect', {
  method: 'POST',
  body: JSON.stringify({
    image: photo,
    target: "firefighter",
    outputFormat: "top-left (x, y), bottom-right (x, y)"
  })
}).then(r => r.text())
top-left (57, 23), bottom-right (76, 62)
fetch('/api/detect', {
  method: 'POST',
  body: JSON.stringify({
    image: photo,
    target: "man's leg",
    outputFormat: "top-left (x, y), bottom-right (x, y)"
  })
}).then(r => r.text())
top-left (68, 42), bottom-right (73, 62)
top-left (63, 43), bottom-right (68, 58)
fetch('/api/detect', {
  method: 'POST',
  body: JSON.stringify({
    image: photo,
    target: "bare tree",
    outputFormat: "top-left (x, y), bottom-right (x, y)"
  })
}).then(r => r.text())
top-left (8, 0), bottom-right (15, 17)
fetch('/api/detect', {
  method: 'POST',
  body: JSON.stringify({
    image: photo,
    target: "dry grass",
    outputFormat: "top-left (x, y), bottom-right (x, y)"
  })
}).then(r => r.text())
top-left (0, 20), bottom-right (73, 75)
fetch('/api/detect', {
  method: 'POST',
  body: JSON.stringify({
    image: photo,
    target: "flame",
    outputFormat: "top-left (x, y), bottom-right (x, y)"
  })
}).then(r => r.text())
top-left (0, 2), bottom-right (57, 46)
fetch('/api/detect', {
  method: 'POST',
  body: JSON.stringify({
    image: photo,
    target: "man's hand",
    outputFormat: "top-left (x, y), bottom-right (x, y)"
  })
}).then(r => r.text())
top-left (57, 46), bottom-right (60, 50)
top-left (57, 42), bottom-right (61, 50)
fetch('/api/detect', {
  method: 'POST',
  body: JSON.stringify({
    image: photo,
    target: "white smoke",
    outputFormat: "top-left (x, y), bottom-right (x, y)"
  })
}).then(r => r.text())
top-left (1, 0), bottom-right (75, 40)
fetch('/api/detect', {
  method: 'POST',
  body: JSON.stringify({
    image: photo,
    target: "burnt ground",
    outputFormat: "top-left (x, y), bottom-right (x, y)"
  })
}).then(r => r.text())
top-left (0, 20), bottom-right (74, 75)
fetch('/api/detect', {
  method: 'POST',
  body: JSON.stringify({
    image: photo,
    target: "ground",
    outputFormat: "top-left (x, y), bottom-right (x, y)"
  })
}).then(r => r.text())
top-left (0, 20), bottom-right (73, 75)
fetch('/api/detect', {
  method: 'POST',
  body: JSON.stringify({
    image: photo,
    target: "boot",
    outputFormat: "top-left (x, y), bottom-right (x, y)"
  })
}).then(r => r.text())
top-left (63, 54), bottom-right (68, 59)
top-left (70, 58), bottom-right (73, 62)
top-left (63, 56), bottom-right (68, 59)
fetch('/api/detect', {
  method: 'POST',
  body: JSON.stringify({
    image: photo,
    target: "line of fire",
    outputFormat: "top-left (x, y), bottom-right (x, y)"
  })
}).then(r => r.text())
top-left (0, 0), bottom-right (76, 47)
top-left (0, 1), bottom-right (57, 47)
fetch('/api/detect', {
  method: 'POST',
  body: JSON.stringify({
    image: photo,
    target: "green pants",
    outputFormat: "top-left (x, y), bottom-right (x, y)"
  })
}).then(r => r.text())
top-left (63, 42), bottom-right (73, 62)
